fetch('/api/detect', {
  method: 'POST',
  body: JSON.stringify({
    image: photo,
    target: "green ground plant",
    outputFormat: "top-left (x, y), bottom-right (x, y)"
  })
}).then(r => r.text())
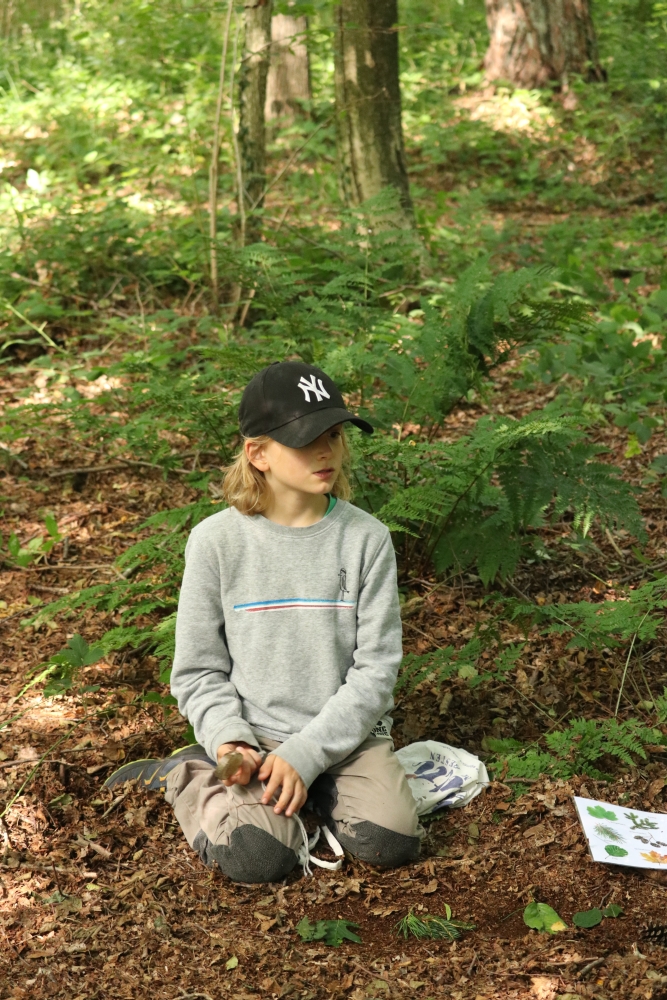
top-left (395, 905), bottom-right (475, 942)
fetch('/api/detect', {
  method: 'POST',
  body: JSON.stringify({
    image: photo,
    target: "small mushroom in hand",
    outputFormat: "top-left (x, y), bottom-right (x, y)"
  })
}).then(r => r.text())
top-left (215, 751), bottom-right (244, 782)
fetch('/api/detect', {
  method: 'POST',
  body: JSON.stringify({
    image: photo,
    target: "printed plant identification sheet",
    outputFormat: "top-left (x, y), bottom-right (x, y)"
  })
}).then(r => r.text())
top-left (574, 796), bottom-right (667, 869)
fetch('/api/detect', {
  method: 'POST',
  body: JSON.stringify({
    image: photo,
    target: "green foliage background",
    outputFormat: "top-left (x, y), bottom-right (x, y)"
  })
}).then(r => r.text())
top-left (1, 0), bottom-right (667, 780)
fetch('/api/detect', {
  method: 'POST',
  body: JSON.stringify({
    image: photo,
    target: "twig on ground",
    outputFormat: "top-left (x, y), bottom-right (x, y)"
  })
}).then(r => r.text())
top-left (1, 816), bottom-right (12, 855)
top-left (6, 561), bottom-right (120, 572)
top-left (619, 558), bottom-right (667, 584)
top-left (101, 790), bottom-right (131, 820)
top-left (505, 579), bottom-right (533, 603)
top-left (74, 834), bottom-right (112, 859)
top-left (45, 459), bottom-right (192, 478)
top-left (0, 718), bottom-right (88, 819)
top-left (402, 619), bottom-right (448, 649)
top-left (615, 612), bottom-right (650, 717)
top-left (0, 443), bottom-right (27, 469)
top-left (51, 861), bottom-right (64, 896)
top-left (578, 957), bottom-right (606, 978)
top-left (0, 609), bottom-right (32, 630)
top-left (605, 527), bottom-right (626, 560)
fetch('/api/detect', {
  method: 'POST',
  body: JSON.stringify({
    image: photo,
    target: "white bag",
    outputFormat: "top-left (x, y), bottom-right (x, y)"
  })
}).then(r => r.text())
top-left (395, 740), bottom-right (489, 816)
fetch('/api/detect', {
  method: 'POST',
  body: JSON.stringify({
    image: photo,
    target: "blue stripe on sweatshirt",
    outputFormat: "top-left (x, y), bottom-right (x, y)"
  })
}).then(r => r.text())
top-left (233, 598), bottom-right (356, 612)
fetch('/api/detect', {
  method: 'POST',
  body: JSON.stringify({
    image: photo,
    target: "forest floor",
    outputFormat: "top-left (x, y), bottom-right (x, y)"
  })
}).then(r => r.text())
top-left (2, 349), bottom-right (667, 1000)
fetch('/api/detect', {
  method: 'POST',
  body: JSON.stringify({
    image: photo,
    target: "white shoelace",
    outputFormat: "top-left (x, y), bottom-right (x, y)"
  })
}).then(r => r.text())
top-left (260, 779), bottom-right (343, 876)
top-left (294, 816), bottom-right (344, 876)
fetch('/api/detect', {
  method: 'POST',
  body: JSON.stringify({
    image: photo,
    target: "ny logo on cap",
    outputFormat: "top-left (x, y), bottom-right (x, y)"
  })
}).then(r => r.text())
top-left (297, 374), bottom-right (331, 403)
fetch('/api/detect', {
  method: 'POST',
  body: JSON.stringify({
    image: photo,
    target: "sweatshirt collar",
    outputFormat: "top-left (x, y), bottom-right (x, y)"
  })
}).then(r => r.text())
top-left (238, 498), bottom-right (348, 538)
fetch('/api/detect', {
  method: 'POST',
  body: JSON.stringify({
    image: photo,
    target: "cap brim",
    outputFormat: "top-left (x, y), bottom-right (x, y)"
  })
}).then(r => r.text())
top-left (268, 408), bottom-right (374, 448)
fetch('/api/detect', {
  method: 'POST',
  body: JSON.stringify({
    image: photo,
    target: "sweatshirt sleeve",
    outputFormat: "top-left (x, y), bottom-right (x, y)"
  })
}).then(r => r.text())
top-left (170, 527), bottom-right (260, 760)
top-left (272, 529), bottom-right (402, 787)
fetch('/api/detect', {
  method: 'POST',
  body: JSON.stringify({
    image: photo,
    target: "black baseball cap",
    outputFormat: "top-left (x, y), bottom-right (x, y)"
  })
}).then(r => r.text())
top-left (239, 361), bottom-right (373, 448)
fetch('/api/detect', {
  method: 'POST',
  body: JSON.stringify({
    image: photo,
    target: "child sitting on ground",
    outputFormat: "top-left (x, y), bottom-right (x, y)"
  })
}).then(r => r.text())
top-left (106, 361), bottom-right (422, 882)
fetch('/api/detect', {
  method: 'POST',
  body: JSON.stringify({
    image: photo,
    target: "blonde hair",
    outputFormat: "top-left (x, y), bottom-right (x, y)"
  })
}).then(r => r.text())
top-left (221, 429), bottom-right (352, 516)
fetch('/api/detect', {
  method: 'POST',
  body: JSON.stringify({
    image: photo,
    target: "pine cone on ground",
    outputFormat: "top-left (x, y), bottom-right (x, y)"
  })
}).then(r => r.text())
top-left (640, 921), bottom-right (667, 947)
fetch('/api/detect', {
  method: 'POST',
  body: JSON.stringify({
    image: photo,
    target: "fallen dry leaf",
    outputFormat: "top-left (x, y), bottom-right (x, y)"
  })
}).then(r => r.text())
top-left (530, 975), bottom-right (559, 1000)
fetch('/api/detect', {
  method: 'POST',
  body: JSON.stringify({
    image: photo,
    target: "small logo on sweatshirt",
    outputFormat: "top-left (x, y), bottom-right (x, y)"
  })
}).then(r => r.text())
top-left (297, 374), bottom-right (330, 403)
top-left (339, 568), bottom-right (348, 599)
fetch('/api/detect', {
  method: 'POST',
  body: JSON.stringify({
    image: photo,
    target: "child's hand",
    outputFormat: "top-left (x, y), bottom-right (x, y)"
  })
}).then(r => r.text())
top-left (258, 755), bottom-right (307, 817)
top-left (216, 742), bottom-right (262, 786)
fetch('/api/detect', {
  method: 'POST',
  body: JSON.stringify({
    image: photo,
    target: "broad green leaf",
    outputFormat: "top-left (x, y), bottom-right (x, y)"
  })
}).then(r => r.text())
top-left (523, 902), bottom-right (567, 934)
top-left (296, 917), bottom-right (315, 941)
top-left (604, 844), bottom-right (628, 857)
top-left (602, 904), bottom-right (623, 918)
top-left (62, 634), bottom-right (104, 668)
top-left (573, 908), bottom-right (602, 928)
top-left (296, 917), bottom-right (361, 946)
top-left (44, 513), bottom-right (61, 539)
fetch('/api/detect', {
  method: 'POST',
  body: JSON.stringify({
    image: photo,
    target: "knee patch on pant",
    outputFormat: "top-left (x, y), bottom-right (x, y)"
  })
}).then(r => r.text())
top-left (194, 826), bottom-right (298, 883)
top-left (335, 820), bottom-right (420, 868)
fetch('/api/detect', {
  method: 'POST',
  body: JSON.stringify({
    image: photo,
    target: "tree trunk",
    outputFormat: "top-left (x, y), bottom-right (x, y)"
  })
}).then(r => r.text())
top-left (265, 13), bottom-right (311, 121)
top-left (334, 0), bottom-right (413, 225)
top-left (484, 0), bottom-right (605, 89)
top-left (237, 0), bottom-right (273, 242)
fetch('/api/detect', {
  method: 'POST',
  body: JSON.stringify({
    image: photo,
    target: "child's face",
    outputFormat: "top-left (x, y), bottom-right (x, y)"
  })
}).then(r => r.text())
top-left (247, 425), bottom-right (344, 497)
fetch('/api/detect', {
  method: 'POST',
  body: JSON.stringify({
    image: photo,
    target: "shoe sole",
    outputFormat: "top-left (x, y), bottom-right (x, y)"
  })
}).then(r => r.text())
top-left (103, 746), bottom-right (214, 791)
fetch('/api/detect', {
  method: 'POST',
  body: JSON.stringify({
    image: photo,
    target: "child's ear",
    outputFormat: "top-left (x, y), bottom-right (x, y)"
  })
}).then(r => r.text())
top-left (246, 439), bottom-right (270, 472)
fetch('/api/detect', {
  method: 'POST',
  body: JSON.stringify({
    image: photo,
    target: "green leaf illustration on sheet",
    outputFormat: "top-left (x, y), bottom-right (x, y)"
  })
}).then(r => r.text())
top-left (594, 823), bottom-right (624, 841)
top-left (605, 844), bottom-right (628, 857)
top-left (587, 805), bottom-right (618, 821)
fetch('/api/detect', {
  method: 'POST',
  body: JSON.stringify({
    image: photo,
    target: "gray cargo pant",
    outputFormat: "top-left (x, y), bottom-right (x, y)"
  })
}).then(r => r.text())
top-left (164, 736), bottom-right (422, 883)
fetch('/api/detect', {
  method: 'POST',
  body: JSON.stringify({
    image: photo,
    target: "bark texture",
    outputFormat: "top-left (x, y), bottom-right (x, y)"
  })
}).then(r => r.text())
top-left (265, 13), bottom-right (311, 121)
top-left (484, 0), bottom-right (605, 88)
top-left (334, 0), bottom-right (412, 224)
top-left (238, 0), bottom-right (273, 240)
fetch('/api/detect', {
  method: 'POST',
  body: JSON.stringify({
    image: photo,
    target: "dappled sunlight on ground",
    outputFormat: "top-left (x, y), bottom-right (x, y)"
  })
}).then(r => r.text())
top-left (456, 87), bottom-right (557, 138)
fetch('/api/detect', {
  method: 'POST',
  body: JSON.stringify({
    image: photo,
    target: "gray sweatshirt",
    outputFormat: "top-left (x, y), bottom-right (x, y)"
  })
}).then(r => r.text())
top-left (170, 501), bottom-right (402, 788)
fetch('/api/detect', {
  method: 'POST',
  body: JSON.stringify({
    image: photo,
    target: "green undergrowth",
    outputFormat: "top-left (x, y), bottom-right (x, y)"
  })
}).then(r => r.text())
top-left (1, 0), bottom-right (667, 789)
top-left (8, 218), bottom-right (649, 690)
top-left (485, 717), bottom-right (665, 782)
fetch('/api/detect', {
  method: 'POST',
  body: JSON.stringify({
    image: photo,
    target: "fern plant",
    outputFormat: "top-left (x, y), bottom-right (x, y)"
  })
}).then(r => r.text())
top-left (7, 206), bottom-right (644, 704)
top-left (361, 413), bottom-right (642, 584)
top-left (508, 577), bottom-right (667, 650)
top-left (485, 717), bottom-right (664, 781)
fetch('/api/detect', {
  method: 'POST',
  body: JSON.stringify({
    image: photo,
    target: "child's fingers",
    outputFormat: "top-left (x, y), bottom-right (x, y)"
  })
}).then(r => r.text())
top-left (257, 753), bottom-right (276, 782)
top-left (272, 775), bottom-right (296, 815)
top-left (244, 746), bottom-right (263, 768)
top-left (260, 767), bottom-right (283, 805)
top-left (225, 760), bottom-right (251, 786)
top-left (284, 783), bottom-right (306, 817)
top-left (224, 748), bottom-right (261, 786)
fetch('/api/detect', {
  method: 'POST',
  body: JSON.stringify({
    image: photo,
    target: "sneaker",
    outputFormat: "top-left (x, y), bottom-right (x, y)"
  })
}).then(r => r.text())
top-left (103, 744), bottom-right (215, 791)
